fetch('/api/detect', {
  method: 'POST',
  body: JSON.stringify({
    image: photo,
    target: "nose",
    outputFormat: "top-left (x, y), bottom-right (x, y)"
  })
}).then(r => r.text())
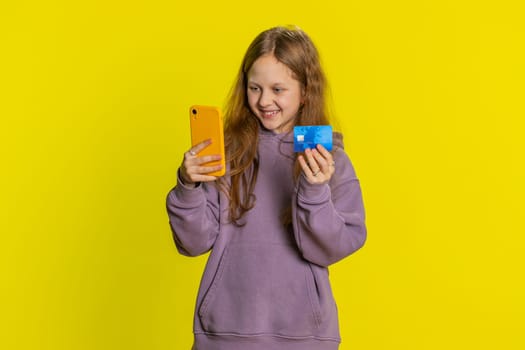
top-left (258, 89), bottom-right (273, 107)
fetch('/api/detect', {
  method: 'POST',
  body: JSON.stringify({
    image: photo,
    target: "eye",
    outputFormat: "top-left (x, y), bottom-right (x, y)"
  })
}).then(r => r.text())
top-left (273, 87), bottom-right (284, 93)
top-left (248, 86), bottom-right (260, 92)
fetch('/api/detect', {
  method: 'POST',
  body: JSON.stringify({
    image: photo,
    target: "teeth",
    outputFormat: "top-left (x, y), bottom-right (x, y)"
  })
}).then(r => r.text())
top-left (262, 110), bottom-right (279, 117)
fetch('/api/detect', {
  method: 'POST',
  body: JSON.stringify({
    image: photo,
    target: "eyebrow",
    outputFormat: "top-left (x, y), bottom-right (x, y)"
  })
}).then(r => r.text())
top-left (247, 80), bottom-right (286, 86)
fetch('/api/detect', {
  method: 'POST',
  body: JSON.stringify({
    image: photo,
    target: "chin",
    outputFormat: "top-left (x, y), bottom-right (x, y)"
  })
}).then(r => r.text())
top-left (258, 118), bottom-right (277, 129)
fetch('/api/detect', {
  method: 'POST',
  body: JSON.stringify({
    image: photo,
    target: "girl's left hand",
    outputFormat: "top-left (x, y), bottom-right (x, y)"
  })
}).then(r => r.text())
top-left (298, 144), bottom-right (335, 184)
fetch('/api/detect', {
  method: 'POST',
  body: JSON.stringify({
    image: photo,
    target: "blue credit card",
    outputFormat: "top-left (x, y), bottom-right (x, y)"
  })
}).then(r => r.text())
top-left (293, 125), bottom-right (333, 152)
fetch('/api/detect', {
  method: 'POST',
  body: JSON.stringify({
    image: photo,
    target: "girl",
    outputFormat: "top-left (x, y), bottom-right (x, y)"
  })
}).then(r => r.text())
top-left (166, 26), bottom-right (366, 350)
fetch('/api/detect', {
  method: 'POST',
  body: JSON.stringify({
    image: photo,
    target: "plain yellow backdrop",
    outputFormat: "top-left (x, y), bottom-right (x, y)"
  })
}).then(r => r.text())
top-left (1, 1), bottom-right (524, 349)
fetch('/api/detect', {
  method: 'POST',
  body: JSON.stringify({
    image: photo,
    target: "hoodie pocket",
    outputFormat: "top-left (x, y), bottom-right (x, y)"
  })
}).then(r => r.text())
top-left (198, 242), bottom-right (322, 336)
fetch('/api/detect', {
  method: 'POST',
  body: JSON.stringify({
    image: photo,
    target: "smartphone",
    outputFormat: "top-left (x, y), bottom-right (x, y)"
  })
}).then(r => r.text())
top-left (189, 105), bottom-right (226, 177)
top-left (293, 125), bottom-right (333, 152)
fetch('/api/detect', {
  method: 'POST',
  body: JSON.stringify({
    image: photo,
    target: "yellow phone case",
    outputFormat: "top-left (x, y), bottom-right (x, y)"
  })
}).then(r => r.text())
top-left (189, 105), bottom-right (226, 177)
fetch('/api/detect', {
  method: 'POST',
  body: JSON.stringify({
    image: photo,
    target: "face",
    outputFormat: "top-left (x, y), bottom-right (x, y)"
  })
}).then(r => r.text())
top-left (246, 54), bottom-right (303, 134)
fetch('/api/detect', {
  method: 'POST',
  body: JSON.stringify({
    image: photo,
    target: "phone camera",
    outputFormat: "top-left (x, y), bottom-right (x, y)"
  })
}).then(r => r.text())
top-left (192, 109), bottom-right (197, 115)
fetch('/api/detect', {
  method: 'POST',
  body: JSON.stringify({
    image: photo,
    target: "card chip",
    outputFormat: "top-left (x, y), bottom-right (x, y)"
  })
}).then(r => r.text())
top-left (293, 125), bottom-right (333, 152)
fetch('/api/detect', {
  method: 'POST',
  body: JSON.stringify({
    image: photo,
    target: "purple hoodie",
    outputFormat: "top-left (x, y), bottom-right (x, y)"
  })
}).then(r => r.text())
top-left (166, 128), bottom-right (366, 350)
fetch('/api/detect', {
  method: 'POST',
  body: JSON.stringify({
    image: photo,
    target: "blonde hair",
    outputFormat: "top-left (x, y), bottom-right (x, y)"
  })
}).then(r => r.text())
top-left (219, 26), bottom-right (330, 225)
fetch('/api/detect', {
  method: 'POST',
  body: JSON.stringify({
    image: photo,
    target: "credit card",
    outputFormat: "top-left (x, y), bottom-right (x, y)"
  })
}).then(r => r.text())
top-left (293, 125), bottom-right (333, 152)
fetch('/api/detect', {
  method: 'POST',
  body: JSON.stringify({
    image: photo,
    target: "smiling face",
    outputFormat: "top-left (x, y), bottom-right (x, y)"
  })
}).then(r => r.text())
top-left (246, 54), bottom-right (303, 134)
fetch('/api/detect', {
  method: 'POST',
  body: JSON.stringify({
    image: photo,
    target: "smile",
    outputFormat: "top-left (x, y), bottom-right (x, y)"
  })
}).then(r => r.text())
top-left (261, 110), bottom-right (280, 117)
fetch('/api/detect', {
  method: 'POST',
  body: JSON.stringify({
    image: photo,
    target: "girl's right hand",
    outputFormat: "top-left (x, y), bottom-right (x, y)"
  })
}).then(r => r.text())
top-left (179, 139), bottom-right (223, 186)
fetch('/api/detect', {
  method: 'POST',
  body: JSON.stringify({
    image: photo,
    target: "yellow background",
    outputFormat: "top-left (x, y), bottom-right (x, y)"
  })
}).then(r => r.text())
top-left (1, 1), bottom-right (524, 349)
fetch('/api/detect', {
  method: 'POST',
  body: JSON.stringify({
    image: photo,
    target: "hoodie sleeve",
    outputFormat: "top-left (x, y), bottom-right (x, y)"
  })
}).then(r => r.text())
top-left (165, 171), bottom-right (221, 257)
top-left (292, 148), bottom-right (367, 267)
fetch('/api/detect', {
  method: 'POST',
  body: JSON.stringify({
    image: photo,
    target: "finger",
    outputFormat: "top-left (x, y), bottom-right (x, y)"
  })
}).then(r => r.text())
top-left (310, 149), bottom-right (329, 171)
top-left (184, 156), bottom-right (220, 176)
top-left (185, 164), bottom-right (223, 183)
top-left (192, 154), bottom-right (222, 166)
top-left (188, 174), bottom-right (218, 183)
top-left (304, 148), bottom-right (321, 173)
top-left (196, 163), bottom-right (224, 176)
top-left (316, 144), bottom-right (333, 162)
top-left (187, 139), bottom-right (213, 157)
top-left (300, 151), bottom-right (322, 179)
top-left (298, 155), bottom-right (317, 177)
top-left (314, 144), bottom-right (335, 169)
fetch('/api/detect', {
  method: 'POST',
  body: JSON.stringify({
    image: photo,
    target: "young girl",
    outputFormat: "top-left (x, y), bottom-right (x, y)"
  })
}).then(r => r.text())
top-left (166, 26), bottom-right (366, 350)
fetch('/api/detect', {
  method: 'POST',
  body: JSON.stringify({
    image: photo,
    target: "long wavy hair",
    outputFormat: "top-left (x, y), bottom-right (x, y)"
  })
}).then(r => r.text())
top-left (218, 26), bottom-right (331, 225)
